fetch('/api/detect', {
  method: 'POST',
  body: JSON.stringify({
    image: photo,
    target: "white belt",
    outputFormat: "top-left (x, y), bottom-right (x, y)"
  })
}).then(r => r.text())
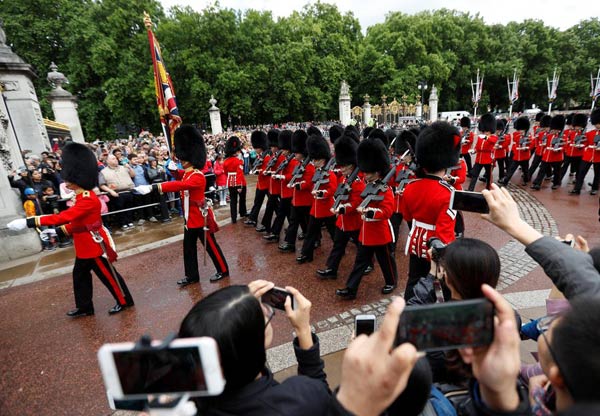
top-left (227, 172), bottom-right (236, 176)
top-left (414, 220), bottom-right (436, 231)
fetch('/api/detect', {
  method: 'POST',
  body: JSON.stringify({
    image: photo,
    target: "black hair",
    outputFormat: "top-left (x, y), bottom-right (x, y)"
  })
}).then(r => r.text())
top-left (386, 358), bottom-right (432, 416)
top-left (441, 238), bottom-right (500, 299)
top-left (178, 286), bottom-right (266, 393)
top-left (551, 296), bottom-right (600, 402)
top-left (587, 247), bottom-right (600, 273)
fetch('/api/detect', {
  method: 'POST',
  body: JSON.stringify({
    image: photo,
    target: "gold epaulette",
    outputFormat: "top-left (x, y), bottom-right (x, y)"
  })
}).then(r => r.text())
top-left (82, 191), bottom-right (91, 198)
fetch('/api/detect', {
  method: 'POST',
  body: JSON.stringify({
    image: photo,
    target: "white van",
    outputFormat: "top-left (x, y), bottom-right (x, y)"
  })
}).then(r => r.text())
top-left (438, 111), bottom-right (471, 123)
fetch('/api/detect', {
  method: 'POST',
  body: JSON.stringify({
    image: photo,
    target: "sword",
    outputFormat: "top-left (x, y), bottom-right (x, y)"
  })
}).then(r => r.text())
top-left (201, 199), bottom-right (213, 266)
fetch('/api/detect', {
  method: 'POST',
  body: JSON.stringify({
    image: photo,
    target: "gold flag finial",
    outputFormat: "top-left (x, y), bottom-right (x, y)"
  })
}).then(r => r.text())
top-left (143, 11), bottom-right (153, 29)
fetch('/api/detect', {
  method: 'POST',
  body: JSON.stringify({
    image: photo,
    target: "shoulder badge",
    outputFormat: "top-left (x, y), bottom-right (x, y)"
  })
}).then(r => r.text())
top-left (438, 179), bottom-right (454, 192)
top-left (82, 191), bottom-right (91, 198)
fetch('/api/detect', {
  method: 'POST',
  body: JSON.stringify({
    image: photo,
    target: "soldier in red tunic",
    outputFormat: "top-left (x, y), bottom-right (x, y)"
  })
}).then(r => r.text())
top-left (528, 115), bottom-right (552, 180)
top-left (531, 115), bottom-right (566, 190)
top-left (501, 116), bottom-right (533, 186)
top-left (155, 125), bottom-right (229, 285)
top-left (400, 122), bottom-right (461, 299)
top-left (244, 130), bottom-right (270, 227)
top-left (459, 116), bottom-right (474, 175)
top-left (467, 113), bottom-right (498, 191)
top-left (258, 129), bottom-right (283, 233)
top-left (223, 136), bottom-right (247, 223)
top-left (8, 142), bottom-right (134, 317)
top-left (336, 137), bottom-right (397, 300)
top-left (571, 109), bottom-right (600, 195)
top-left (560, 113), bottom-right (588, 181)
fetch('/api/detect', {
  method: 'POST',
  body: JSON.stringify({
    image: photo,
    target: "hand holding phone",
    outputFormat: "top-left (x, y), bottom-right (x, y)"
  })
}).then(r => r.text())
top-left (450, 190), bottom-right (490, 214)
top-left (261, 286), bottom-right (295, 311)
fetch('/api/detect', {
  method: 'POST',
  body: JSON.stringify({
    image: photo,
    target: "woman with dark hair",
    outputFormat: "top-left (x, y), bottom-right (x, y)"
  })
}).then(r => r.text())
top-left (178, 280), bottom-right (331, 415)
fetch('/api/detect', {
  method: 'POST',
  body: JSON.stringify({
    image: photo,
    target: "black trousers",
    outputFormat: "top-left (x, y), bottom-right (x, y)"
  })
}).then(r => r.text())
top-left (155, 190), bottom-right (170, 220)
top-left (461, 153), bottom-right (472, 174)
top-left (271, 197), bottom-right (292, 236)
top-left (249, 188), bottom-right (268, 222)
top-left (405, 255), bottom-right (431, 299)
top-left (228, 186), bottom-right (247, 223)
top-left (345, 243), bottom-right (397, 292)
top-left (528, 154), bottom-right (551, 179)
top-left (389, 212), bottom-right (402, 252)
top-left (261, 193), bottom-right (280, 232)
top-left (133, 193), bottom-right (154, 220)
top-left (533, 161), bottom-right (561, 187)
top-left (561, 156), bottom-right (582, 180)
top-left (72, 256), bottom-right (133, 311)
top-left (301, 215), bottom-right (336, 260)
top-left (183, 227), bottom-right (229, 280)
top-left (496, 158), bottom-right (508, 180)
top-left (454, 211), bottom-right (465, 236)
top-left (284, 205), bottom-right (310, 246)
top-left (108, 191), bottom-right (133, 226)
top-left (574, 161), bottom-right (600, 192)
top-left (467, 163), bottom-right (492, 191)
top-left (326, 228), bottom-right (360, 272)
top-left (504, 159), bottom-right (530, 184)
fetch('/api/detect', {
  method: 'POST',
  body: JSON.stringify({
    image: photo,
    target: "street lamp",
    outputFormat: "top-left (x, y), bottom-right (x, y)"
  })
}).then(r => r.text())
top-left (417, 80), bottom-right (428, 104)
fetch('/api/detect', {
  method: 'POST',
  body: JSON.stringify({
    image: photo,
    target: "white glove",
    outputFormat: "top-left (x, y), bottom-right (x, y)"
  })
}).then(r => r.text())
top-left (7, 218), bottom-right (27, 231)
top-left (41, 228), bottom-right (57, 236)
top-left (134, 185), bottom-right (153, 195)
top-left (167, 160), bottom-right (178, 171)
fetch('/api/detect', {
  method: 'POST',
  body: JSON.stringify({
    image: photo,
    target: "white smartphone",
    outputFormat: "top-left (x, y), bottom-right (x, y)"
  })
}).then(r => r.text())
top-left (97, 337), bottom-right (225, 400)
top-left (355, 314), bottom-right (376, 336)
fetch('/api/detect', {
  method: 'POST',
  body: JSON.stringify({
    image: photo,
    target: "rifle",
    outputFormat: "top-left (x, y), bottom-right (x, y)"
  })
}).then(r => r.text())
top-left (518, 126), bottom-right (532, 147)
top-left (395, 162), bottom-right (418, 194)
top-left (273, 153), bottom-right (295, 176)
top-left (288, 156), bottom-right (311, 188)
top-left (311, 157), bottom-right (337, 193)
top-left (263, 150), bottom-right (283, 175)
top-left (250, 150), bottom-right (270, 174)
top-left (496, 120), bottom-right (511, 144)
top-left (460, 128), bottom-right (471, 145)
top-left (549, 128), bottom-right (566, 151)
top-left (357, 165), bottom-right (396, 210)
top-left (332, 166), bottom-right (360, 211)
top-left (573, 131), bottom-right (586, 146)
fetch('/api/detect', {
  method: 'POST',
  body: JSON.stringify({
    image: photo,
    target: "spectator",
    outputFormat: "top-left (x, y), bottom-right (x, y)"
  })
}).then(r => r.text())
top-left (8, 166), bottom-right (32, 202)
top-left (40, 185), bottom-right (59, 215)
top-left (129, 153), bottom-right (157, 224)
top-left (30, 169), bottom-right (55, 197)
top-left (145, 156), bottom-right (170, 222)
top-left (22, 187), bottom-right (56, 251)
top-left (213, 153), bottom-right (227, 206)
top-left (99, 154), bottom-right (135, 230)
top-left (178, 280), bottom-right (331, 415)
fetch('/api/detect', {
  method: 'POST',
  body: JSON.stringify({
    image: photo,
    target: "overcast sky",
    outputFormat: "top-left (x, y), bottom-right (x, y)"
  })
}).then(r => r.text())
top-left (159, 0), bottom-right (599, 31)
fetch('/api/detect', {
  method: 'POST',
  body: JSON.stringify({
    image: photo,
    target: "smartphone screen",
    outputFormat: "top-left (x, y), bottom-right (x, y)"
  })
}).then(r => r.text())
top-left (395, 299), bottom-right (494, 352)
top-left (355, 315), bottom-right (376, 336)
top-left (262, 287), bottom-right (294, 311)
top-left (112, 347), bottom-right (207, 396)
top-left (451, 190), bottom-right (490, 214)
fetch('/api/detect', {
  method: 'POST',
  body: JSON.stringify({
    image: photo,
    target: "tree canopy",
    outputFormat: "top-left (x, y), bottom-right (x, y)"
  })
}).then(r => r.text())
top-left (1, 1), bottom-right (598, 139)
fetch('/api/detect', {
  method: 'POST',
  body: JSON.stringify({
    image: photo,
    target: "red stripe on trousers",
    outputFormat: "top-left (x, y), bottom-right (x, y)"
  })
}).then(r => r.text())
top-left (207, 233), bottom-right (227, 273)
top-left (95, 257), bottom-right (126, 305)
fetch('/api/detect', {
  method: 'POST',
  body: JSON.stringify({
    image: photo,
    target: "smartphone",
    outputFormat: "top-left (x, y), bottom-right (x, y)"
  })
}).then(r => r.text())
top-left (395, 299), bottom-right (495, 352)
top-left (450, 190), bottom-right (490, 214)
top-left (562, 239), bottom-right (575, 247)
top-left (97, 337), bottom-right (225, 400)
top-left (261, 287), bottom-right (295, 311)
top-left (355, 314), bottom-right (376, 336)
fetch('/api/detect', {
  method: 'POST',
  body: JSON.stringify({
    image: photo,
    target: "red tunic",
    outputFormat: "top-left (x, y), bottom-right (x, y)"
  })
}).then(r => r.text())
top-left (280, 157), bottom-right (299, 199)
top-left (223, 156), bottom-right (246, 187)
top-left (460, 129), bottom-right (474, 155)
top-left (541, 132), bottom-right (565, 163)
top-left (310, 168), bottom-right (337, 218)
top-left (158, 168), bottom-right (207, 229)
top-left (269, 154), bottom-right (286, 195)
top-left (511, 131), bottom-right (534, 162)
top-left (335, 175), bottom-right (365, 232)
top-left (473, 134), bottom-right (498, 165)
top-left (291, 163), bottom-right (315, 207)
top-left (583, 129), bottom-right (600, 163)
top-left (565, 129), bottom-right (585, 158)
top-left (447, 160), bottom-right (467, 191)
top-left (359, 185), bottom-right (395, 246)
top-left (256, 154), bottom-right (271, 191)
top-left (390, 164), bottom-right (416, 214)
top-left (400, 177), bottom-right (456, 258)
top-left (33, 191), bottom-right (114, 259)
top-left (494, 133), bottom-right (511, 160)
top-left (534, 131), bottom-right (547, 156)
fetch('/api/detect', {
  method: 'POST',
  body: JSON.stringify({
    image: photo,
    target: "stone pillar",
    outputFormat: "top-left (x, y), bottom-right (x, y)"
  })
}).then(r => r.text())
top-left (0, 22), bottom-right (50, 154)
top-left (208, 95), bottom-right (223, 135)
top-left (47, 62), bottom-right (85, 143)
top-left (429, 85), bottom-right (439, 122)
top-left (362, 94), bottom-right (371, 125)
top-left (415, 102), bottom-right (423, 119)
top-left (338, 80), bottom-right (351, 126)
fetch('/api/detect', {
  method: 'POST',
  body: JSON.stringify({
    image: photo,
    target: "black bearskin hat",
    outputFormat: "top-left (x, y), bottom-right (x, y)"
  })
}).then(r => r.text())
top-left (395, 130), bottom-right (417, 155)
top-left (267, 129), bottom-right (280, 148)
top-left (174, 124), bottom-right (207, 169)
top-left (565, 113), bottom-right (574, 126)
top-left (225, 136), bottom-right (242, 157)
top-left (335, 135), bottom-right (358, 166)
top-left (60, 142), bottom-right (98, 190)
top-left (307, 134), bottom-right (331, 160)
top-left (550, 114), bottom-right (565, 131)
top-left (291, 130), bottom-right (309, 156)
top-left (278, 130), bottom-right (293, 151)
top-left (496, 119), bottom-right (506, 132)
top-left (460, 116), bottom-right (471, 128)
top-left (357, 138), bottom-right (390, 177)
top-left (573, 113), bottom-right (589, 128)
top-left (250, 130), bottom-right (268, 151)
top-left (416, 121), bottom-right (461, 172)
top-left (362, 126), bottom-right (374, 139)
top-left (307, 126), bottom-right (322, 137)
top-left (368, 128), bottom-right (389, 148)
top-left (344, 125), bottom-right (360, 143)
top-left (329, 125), bottom-right (344, 145)
top-left (385, 129), bottom-right (397, 147)
top-left (535, 112), bottom-right (545, 122)
top-left (478, 113), bottom-right (497, 133)
top-left (591, 109), bottom-right (600, 125)
top-left (540, 115), bottom-right (552, 128)
top-left (514, 116), bottom-right (530, 132)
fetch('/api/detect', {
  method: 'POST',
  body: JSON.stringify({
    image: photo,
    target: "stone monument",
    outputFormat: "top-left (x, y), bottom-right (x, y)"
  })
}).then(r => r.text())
top-left (208, 95), bottom-right (223, 135)
top-left (362, 94), bottom-right (372, 125)
top-left (429, 85), bottom-right (439, 122)
top-left (0, 20), bottom-right (50, 154)
top-left (47, 62), bottom-right (85, 143)
top-left (338, 80), bottom-right (351, 126)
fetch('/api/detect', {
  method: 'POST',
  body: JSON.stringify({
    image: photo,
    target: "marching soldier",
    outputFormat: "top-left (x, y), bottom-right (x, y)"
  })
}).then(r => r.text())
top-left (256, 129), bottom-right (281, 233)
top-left (459, 116), bottom-right (474, 175)
top-left (7, 142), bottom-right (134, 317)
top-left (467, 113), bottom-right (497, 191)
top-left (561, 114), bottom-right (588, 182)
top-left (501, 116), bottom-right (534, 186)
top-left (528, 115), bottom-right (552, 180)
top-left (571, 109), bottom-right (600, 195)
top-left (494, 119), bottom-right (511, 182)
top-left (400, 122), bottom-right (461, 299)
top-left (531, 115), bottom-right (565, 190)
top-left (244, 130), bottom-right (270, 227)
top-left (223, 136), bottom-right (247, 223)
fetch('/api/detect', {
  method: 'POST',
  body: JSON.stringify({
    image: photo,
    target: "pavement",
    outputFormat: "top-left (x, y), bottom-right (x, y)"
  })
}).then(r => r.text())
top-left (0, 169), bottom-right (599, 416)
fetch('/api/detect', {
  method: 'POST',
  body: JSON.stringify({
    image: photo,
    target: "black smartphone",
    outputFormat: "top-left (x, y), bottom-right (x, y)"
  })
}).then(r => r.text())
top-left (561, 239), bottom-right (575, 247)
top-left (355, 314), bottom-right (376, 336)
top-left (395, 299), bottom-right (495, 352)
top-left (261, 287), bottom-right (295, 311)
top-left (450, 190), bottom-right (490, 214)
